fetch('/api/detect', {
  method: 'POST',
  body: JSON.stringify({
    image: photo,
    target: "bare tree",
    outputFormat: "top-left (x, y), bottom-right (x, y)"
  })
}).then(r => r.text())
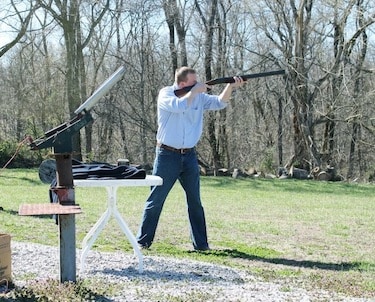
top-left (1, 0), bottom-right (375, 180)
top-left (37, 0), bottom-right (110, 159)
top-left (92, 0), bottom-right (165, 164)
top-left (346, 0), bottom-right (374, 179)
top-left (0, 0), bottom-right (40, 57)
top-left (194, 0), bottom-right (223, 173)
top-left (162, 0), bottom-right (190, 75)
top-left (252, 0), bottom-right (375, 175)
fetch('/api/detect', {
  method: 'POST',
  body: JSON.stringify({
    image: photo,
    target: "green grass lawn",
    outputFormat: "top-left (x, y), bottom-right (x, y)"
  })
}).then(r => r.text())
top-left (1, 168), bottom-right (375, 298)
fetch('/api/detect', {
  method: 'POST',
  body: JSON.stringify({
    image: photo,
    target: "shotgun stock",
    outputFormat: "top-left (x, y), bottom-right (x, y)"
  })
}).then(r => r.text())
top-left (174, 69), bottom-right (285, 97)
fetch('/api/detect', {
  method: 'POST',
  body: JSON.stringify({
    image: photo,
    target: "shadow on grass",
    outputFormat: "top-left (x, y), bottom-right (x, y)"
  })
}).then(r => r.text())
top-left (0, 208), bottom-right (19, 215)
top-left (0, 174), bottom-right (42, 185)
top-left (1, 207), bottom-right (55, 220)
top-left (196, 248), bottom-right (374, 272)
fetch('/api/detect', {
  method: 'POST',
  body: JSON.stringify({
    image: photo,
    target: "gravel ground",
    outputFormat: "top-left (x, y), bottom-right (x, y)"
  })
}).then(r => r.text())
top-left (7, 241), bottom-right (372, 301)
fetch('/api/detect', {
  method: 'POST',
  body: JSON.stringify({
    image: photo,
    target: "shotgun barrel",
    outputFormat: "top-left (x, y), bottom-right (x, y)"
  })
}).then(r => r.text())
top-left (174, 69), bottom-right (285, 97)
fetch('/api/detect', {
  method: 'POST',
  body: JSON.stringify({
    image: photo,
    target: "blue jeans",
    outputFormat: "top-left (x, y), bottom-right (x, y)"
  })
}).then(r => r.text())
top-left (136, 146), bottom-right (209, 250)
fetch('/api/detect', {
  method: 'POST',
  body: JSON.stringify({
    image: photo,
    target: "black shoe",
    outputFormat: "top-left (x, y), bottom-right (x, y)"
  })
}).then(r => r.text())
top-left (194, 246), bottom-right (210, 251)
top-left (138, 243), bottom-right (150, 250)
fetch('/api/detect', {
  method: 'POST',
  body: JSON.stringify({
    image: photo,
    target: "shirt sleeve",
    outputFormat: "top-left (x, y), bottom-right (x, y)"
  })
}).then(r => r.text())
top-left (157, 86), bottom-right (189, 113)
top-left (202, 94), bottom-right (228, 110)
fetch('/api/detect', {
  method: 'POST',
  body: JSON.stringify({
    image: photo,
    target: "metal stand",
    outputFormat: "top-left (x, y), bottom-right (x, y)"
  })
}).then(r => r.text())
top-left (20, 113), bottom-right (90, 282)
top-left (55, 153), bottom-right (76, 282)
top-left (20, 142), bottom-right (80, 282)
top-left (19, 65), bottom-right (127, 283)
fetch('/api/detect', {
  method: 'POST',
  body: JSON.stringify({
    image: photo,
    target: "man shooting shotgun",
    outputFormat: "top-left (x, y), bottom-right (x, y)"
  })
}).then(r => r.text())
top-left (137, 66), bottom-right (245, 251)
top-left (174, 69), bottom-right (285, 97)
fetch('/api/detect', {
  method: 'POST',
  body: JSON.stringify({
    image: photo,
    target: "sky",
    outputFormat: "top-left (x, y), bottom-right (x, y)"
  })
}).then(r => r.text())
top-left (0, 35), bottom-right (12, 48)
top-left (0, 19), bottom-right (15, 50)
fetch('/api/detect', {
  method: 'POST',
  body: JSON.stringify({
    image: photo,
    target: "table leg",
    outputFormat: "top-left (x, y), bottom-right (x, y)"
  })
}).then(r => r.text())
top-left (79, 185), bottom-right (144, 274)
top-left (109, 186), bottom-right (144, 273)
top-left (80, 208), bottom-right (111, 273)
top-left (113, 208), bottom-right (144, 273)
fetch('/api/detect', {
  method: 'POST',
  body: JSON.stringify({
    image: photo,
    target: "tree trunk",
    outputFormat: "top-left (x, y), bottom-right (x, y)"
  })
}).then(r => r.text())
top-left (288, 0), bottom-right (320, 171)
top-left (59, 1), bottom-right (84, 159)
top-left (195, 0), bottom-right (222, 172)
top-left (347, 2), bottom-right (368, 180)
top-left (277, 96), bottom-right (283, 166)
top-left (162, 0), bottom-right (178, 74)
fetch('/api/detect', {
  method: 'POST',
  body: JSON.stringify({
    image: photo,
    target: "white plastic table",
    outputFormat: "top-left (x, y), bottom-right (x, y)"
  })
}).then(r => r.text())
top-left (74, 175), bottom-right (163, 274)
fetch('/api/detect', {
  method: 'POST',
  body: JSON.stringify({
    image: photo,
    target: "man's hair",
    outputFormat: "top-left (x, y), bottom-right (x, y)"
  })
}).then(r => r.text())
top-left (175, 67), bottom-right (196, 84)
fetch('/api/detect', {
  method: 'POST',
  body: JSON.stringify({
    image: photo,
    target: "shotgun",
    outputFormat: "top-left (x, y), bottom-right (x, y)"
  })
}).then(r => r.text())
top-left (174, 69), bottom-right (285, 97)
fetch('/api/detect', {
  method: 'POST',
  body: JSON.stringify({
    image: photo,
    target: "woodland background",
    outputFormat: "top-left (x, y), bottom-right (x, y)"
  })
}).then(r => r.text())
top-left (0, 0), bottom-right (375, 181)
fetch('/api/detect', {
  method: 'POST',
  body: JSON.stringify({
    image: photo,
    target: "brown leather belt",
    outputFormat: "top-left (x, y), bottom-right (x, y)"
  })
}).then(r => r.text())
top-left (157, 143), bottom-right (193, 154)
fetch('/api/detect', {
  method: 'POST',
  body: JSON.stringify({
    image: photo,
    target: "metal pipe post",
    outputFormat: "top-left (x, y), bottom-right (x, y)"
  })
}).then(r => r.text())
top-left (55, 153), bottom-right (76, 283)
